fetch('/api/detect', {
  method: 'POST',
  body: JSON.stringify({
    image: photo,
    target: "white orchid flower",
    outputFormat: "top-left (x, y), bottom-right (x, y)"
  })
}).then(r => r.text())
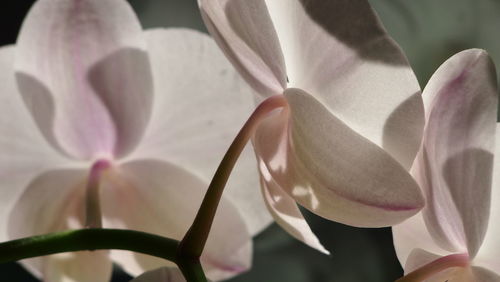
top-left (198, 0), bottom-right (426, 252)
top-left (393, 49), bottom-right (500, 281)
top-left (0, 0), bottom-right (271, 281)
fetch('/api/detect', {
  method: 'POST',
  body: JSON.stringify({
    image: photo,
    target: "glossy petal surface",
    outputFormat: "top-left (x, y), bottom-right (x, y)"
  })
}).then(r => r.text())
top-left (15, 0), bottom-right (153, 159)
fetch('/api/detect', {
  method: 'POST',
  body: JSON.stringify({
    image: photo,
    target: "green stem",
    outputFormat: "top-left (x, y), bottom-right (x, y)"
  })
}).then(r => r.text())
top-left (179, 95), bottom-right (287, 258)
top-left (0, 229), bottom-right (179, 264)
top-left (178, 258), bottom-right (208, 282)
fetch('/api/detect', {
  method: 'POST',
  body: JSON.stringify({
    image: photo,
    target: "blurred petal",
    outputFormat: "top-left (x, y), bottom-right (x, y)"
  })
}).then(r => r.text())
top-left (264, 0), bottom-right (423, 169)
top-left (101, 159), bottom-right (251, 281)
top-left (199, 0), bottom-right (286, 96)
top-left (131, 267), bottom-right (186, 282)
top-left (476, 123), bottom-right (500, 272)
top-left (254, 88), bottom-right (424, 227)
top-left (0, 46), bottom-right (70, 242)
top-left (130, 28), bottom-right (271, 235)
top-left (393, 213), bottom-right (448, 269)
top-left (7, 168), bottom-right (112, 282)
top-left (15, 0), bottom-right (153, 159)
top-left (259, 160), bottom-right (328, 254)
top-left (472, 267), bottom-right (500, 282)
top-left (415, 49), bottom-right (497, 257)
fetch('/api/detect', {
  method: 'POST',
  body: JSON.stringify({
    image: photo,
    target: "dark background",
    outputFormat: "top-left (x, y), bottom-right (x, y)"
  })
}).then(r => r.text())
top-left (1, 0), bottom-right (499, 281)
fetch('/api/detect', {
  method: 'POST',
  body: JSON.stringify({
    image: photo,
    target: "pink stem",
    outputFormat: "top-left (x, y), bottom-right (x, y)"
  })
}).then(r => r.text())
top-left (85, 159), bottom-right (111, 228)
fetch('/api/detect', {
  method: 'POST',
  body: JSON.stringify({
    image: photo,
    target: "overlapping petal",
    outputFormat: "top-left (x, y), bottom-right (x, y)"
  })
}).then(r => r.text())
top-left (475, 123), bottom-right (500, 273)
top-left (0, 46), bottom-right (71, 242)
top-left (254, 88), bottom-right (424, 227)
top-left (7, 168), bottom-right (112, 282)
top-left (264, 0), bottom-right (424, 170)
top-left (129, 28), bottom-right (271, 235)
top-left (15, 0), bottom-right (153, 160)
top-left (414, 49), bottom-right (497, 257)
top-left (100, 159), bottom-right (251, 281)
top-left (199, 0), bottom-right (286, 96)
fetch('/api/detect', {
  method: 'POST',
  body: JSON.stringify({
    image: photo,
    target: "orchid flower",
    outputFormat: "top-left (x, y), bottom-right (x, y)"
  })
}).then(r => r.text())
top-left (198, 0), bottom-right (426, 252)
top-left (392, 49), bottom-right (500, 281)
top-left (0, 0), bottom-right (272, 280)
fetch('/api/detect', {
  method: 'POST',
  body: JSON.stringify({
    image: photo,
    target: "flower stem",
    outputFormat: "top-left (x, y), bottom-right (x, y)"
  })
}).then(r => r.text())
top-left (0, 229), bottom-right (179, 263)
top-left (396, 253), bottom-right (469, 282)
top-left (179, 95), bottom-right (287, 259)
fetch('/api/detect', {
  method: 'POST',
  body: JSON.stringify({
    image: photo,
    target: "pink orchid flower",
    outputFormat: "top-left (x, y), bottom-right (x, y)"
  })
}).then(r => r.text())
top-left (393, 49), bottom-right (500, 281)
top-left (131, 267), bottom-right (189, 282)
top-left (0, 0), bottom-right (271, 280)
top-left (199, 0), bottom-right (426, 252)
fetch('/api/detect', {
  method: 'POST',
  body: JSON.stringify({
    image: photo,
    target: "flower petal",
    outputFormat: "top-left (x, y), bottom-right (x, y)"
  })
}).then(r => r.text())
top-left (129, 28), bottom-right (271, 235)
top-left (101, 159), bottom-right (252, 281)
top-left (254, 88), bottom-right (424, 227)
top-left (199, 0), bottom-right (286, 96)
top-left (392, 213), bottom-right (449, 271)
top-left (415, 49), bottom-right (498, 257)
top-left (475, 123), bottom-right (500, 273)
top-left (264, 0), bottom-right (424, 169)
top-left (7, 168), bottom-right (112, 282)
top-left (0, 46), bottom-right (70, 242)
top-left (259, 159), bottom-right (328, 254)
top-left (15, 0), bottom-right (153, 159)
top-left (131, 267), bottom-right (186, 282)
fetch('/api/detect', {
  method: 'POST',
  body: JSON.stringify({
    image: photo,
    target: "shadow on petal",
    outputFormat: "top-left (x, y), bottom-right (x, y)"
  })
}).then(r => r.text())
top-left (15, 72), bottom-right (68, 159)
top-left (298, 0), bottom-right (408, 65)
top-left (88, 47), bottom-right (154, 159)
top-left (382, 91), bottom-right (424, 170)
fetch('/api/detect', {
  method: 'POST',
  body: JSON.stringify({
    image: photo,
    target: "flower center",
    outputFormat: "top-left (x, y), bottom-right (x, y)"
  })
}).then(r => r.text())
top-left (85, 159), bottom-right (112, 228)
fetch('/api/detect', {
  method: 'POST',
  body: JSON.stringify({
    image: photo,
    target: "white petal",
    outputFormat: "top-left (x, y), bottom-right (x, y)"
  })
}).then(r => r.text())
top-left (259, 159), bottom-right (328, 254)
top-left (392, 213), bottom-right (449, 270)
top-left (129, 28), bottom-right (271, 235)
top-left (101, 159), bottom-right (252, 281)
top-left (475, 123), bottom-right (500, 272)
top-left (15, 0), bottom-right (153, 159)
top-left (7, 168), bottom-right (112, 282)
top-left (253, 89), bottom-right (424, 227)
top-left (416, 49), bottom-right (497, 257)
top-left (131, 267), bottom-right (186, 282)
top-left (199, 0), bottom-right (286, 96)
top-left (0, 46), bottom-right (70, 242)
top-left (264, 0), bottom-right (424, 169)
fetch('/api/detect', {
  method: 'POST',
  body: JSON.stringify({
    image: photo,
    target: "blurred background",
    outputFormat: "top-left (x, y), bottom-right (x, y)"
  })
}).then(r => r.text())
top-left (1, 0), bottom-right (499, 281)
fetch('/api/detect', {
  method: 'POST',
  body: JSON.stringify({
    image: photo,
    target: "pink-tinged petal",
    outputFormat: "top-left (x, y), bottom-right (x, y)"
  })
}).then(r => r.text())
top-left (264, 0), bottom-right (424, 169)
top-left (199, 0), bottom-right (286, 97)
top-left (259, 159), bottom-right (328, 254)
top-left (475, 123), bottom-right (500, 273)
top-left (15, 0), bottom-right (153, 160)
top-left (7, 168), bottom-right (112, 282)
top-left (393, 213), bottom-right (448, 269)
top-left (129, 28), bottom-right (271, 235)
top-left (131, 267), bottom-right (186, 282)
top-left (402, 251), bottom-right (472, 282)
top-left (100, 159), bottom-right (252, 281)
top-left (254, 89), bottom-right (424, 228)
top-left (416, 49), bottom-right (497, 257)
top-left (0, 46), bottom-right (71, 242)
